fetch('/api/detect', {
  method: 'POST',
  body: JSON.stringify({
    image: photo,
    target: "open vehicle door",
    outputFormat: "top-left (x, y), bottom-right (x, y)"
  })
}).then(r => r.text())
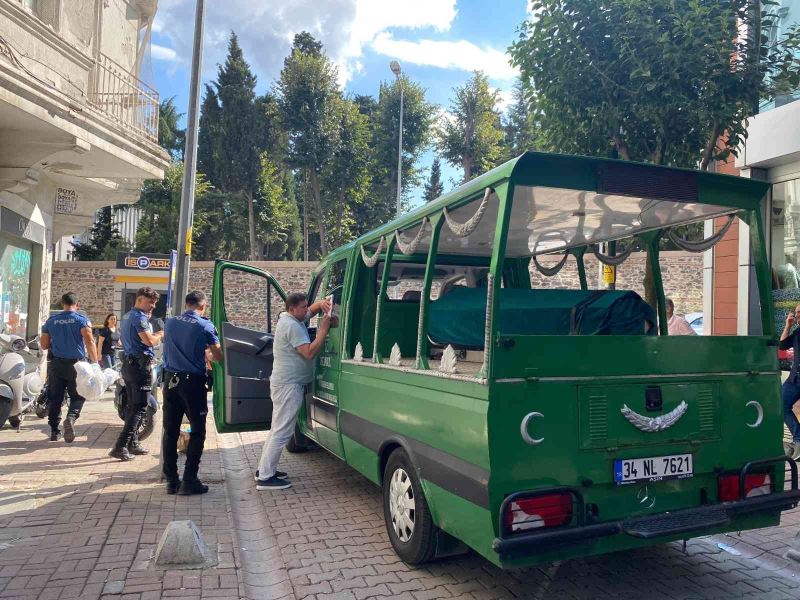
top-left (211, 260), bottom-right (286, 433)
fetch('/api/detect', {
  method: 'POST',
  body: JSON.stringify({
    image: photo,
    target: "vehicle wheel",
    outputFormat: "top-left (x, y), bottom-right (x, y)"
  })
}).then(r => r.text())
top-left (136, 407), bottom-right (155, 441)
top-left (286, 425), bottom-right (310, 453)
top-left (382, 448), bottom-right (437, 565)
top-left (34, 393), bottom-right (48, 419)
top-left (8, 415), bottom-right (21, 430)
top-left (0, 398), bottom-right (11, 430)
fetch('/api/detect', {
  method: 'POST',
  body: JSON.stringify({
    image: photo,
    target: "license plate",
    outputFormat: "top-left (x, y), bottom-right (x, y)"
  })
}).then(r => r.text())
top-left (614, 453), bottom-right (693, 485)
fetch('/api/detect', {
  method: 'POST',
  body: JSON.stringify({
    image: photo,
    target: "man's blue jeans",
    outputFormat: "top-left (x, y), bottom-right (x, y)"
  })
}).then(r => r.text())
top-left (782, 379), bottom-right (800, 442)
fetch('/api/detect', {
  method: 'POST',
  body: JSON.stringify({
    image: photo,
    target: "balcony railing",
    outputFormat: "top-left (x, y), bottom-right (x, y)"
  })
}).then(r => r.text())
top-left (88, 53), bottom-right (159, 143)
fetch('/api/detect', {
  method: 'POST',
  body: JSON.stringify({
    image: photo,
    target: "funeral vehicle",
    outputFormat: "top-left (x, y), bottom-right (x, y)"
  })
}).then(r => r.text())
top-left (211, 151), bottom-right (798, 568)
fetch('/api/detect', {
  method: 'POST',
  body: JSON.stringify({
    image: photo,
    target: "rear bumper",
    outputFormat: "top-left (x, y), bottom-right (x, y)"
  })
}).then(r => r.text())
top-left (493, 456), bottom-right (800, 558)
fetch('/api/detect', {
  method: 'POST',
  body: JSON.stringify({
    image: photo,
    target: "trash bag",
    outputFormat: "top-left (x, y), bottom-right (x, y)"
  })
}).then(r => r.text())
top-left (75, 362), bottom-right (119, 401)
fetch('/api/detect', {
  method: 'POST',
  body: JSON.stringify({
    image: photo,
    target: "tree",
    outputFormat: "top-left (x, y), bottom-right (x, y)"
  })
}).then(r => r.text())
top-left (368, 76), bottom-right (435, 222)
top-left (509, 0), bottom-right (800, 170)
top-left (278, 32), bottom-right (341, 256)
top-left (158, 97), bottom-right (185, 160)
top-left (71, 207), bottom-right (129, 260)
top-left (437, 71), bottom-right (505, 182)
top-left (135, 164), bottom-right (216, 258)
top-left (509, 0), bottom-right (800, 307)
top-left (423, 157), bottom-right (444, 202)
top-left (197, 84), bottom-right (222, 185)
top-left (213, 32), bottom-right (263, 260)
top-left (255, 155), bottom-right (302, 260)
top-left (322, 97), bottom-right (373, 248)
top-left (502, 81), bottom-right (538, 159)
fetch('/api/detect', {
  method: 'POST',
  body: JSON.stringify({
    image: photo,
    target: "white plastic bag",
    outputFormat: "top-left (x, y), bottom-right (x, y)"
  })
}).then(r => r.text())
top-left (75, 362), bottom-right (118, 401)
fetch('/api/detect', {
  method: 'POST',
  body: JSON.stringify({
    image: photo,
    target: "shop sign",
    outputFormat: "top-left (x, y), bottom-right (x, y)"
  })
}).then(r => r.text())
top-left (116, 252), bottom-right (172, 271)
top-left (0, 207), bottom-right (45, 245)
top-left (55, 188), bottom-right (78, 214)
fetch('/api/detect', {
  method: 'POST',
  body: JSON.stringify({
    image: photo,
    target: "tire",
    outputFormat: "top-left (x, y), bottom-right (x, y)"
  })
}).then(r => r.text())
top-left (286, 425), bottom-right (309, 453)
top-left (0, 398), bottom-right (11, 430)
top-left (8, 415), bottom-right (21, 429)
top-left (136, 407), bottom-right (156, 441)
top-left (382, 448), bottom-right (437, 565)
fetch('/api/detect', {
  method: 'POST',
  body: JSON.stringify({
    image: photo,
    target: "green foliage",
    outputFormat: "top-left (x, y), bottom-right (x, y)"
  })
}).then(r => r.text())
top-left (509, 0), bottom-right (800, 169)
top-left (197, 84), bottom-right (222, 185)
top-left (437, 71), bottom-right (505, 182)
top-left (256, 156), bottom-right (302, 260)
top-left (367, 76), bottom-right (436, 222)
top-left (158, 97), bottom-right (185, 160)
top-left (71, 206), bottom-right (129, 260)
top-left (423, 157), bottom-right (444, 203)
top-left (502, 81), bottom-right (538, 160)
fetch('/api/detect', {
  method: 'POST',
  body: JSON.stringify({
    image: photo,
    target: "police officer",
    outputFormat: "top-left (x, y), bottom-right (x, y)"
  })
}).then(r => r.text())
top-left (40, 292), bottom-right (99, 442)
top-left (109, 287), bottom-right (163, 461)
top-left (161, 290), bottom-right (222, 495)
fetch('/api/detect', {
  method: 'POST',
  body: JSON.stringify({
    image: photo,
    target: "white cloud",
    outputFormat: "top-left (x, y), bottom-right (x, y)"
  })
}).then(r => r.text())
top-left (151, 44), bottom-right (178, 62)
top-left (151, 0), bottom-right (457, 87)
top-left (371, 32), bottom-right (519, 80)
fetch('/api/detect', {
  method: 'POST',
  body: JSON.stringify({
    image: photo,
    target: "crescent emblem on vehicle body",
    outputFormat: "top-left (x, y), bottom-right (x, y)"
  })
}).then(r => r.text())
top-left (745, 400), bottom-right (763, 428)
top-left (520, 412), bottom-right (544, 445)
top-left (620, 401), bottom-right (688, 432)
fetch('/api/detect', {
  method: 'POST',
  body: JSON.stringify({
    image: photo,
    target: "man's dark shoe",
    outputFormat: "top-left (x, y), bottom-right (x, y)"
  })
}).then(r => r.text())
top-left (254, 469), bottom-right (287, 481)
top-left (108, 447), bottom-right (135, 461)
top-left (63, 416), bottom-right (75, 443)
top-left (166, 479), bottom-right (181, 495)
top-left (178, 479), bottom-right (209, 496)
top-left (256, 475), bottom-right (292, 491)
top-left (50, 430), bottom-right (61, 442)
top-left (128, 442), bottom-right (149, 455)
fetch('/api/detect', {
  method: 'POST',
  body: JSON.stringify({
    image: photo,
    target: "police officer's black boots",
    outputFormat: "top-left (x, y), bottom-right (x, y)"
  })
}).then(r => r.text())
top-left (165, 478), bottom-right (181, 495)
top-left (177, 478), bottom-right (209, 495)
top-left (63, 415), bottom-right (76, 444)
top-left (108, 445), bottom-right (134, 461)
top-left (50, 429), bottom-right (61, 442)
top-left (128, 432), bottom-right (149, 455)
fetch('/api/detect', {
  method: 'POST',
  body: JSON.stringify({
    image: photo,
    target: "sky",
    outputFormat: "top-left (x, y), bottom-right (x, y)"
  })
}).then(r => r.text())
top-left (145, 0), bottom-right (533, 206)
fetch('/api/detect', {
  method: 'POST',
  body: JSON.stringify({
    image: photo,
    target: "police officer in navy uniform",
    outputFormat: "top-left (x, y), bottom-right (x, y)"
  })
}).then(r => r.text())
top-left (40, 292), bottom-right (99, 442)
top-left (109, 287), bottom-right (163, 461)
top-left (161, 290), bottom-right (222, 495)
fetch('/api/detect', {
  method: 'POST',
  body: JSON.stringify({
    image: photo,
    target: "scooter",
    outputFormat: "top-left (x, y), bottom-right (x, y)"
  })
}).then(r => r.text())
top-left (112, 348), bottom-right (161, 441)
top-left (0, 332), bottom-right (44, 430)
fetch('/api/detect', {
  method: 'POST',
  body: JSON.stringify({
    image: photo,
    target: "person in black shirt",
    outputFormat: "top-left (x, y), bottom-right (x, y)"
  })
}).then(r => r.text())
top-left (96, 313), bottom-right (121, 369)
top-left (779, 305), bottom-right (800, 460)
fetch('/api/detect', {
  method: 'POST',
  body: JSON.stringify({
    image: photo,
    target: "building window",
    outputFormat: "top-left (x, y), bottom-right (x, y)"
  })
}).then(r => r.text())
top-left (771, 178), bottom-right (800, 289)
top-left (0, 236), bottom-right (33, 336)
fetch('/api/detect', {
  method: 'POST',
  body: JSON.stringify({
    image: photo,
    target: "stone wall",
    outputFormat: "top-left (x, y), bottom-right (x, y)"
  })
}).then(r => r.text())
top-left (50, 251), bottom-right (704, 328)
top-left (50, 261), bottom-right (318, 329)
top-left (532, 251), bottom-right (704, 314)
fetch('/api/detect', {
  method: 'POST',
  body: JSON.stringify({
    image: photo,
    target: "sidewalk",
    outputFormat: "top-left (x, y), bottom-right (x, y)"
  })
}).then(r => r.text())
top-left (0, 396), bottom-right (241, 600)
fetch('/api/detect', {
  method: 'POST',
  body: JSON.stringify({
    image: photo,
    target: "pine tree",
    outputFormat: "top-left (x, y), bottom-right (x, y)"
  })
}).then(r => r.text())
top-left (197, 84), bottom-right (221, 185)
top-left (423, 158), bottom-right (444, 202)
top-left (71, 207), bottom-right (128, 260)
top-left (158, 97), bottom-right (185, 160)
top-left (214, 32), bottom-right (262, 260)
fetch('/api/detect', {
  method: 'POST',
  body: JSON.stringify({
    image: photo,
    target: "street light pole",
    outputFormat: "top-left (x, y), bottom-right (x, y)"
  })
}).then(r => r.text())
top-left (173, 0), bottom-right (206, 316)
top-left (390, 60), bottom-right (403, 217)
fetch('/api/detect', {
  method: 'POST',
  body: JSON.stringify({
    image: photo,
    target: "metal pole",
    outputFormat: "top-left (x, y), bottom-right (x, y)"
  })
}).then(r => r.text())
top-left (173, 0), bottom-right (206, 317)
top-left (396, 78), bottom-right (404, 217)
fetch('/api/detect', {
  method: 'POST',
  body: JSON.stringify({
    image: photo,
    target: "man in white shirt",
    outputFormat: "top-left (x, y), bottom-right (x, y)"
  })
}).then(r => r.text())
top-left (256, 292), bottom-right (331, 490)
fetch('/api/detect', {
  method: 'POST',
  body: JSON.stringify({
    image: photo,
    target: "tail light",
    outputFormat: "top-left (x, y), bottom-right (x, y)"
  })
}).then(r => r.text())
top-left (503, 493), bottom-right (573, 534)
top-left (718, 473), bottom-right (772, 502)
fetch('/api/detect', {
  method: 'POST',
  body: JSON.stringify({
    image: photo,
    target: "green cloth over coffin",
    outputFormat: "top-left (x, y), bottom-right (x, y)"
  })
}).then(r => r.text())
top-left (428, 287), bottom-right (657, 348)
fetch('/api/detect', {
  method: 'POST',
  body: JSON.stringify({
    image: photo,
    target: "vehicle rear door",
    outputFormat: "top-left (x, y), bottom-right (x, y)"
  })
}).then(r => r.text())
top-left (211, 260), bottom-right (286, 433)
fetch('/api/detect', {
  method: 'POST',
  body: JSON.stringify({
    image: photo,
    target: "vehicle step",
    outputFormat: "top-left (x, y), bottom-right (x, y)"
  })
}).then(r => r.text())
top-left (622, 506), bottom-right (730, 539)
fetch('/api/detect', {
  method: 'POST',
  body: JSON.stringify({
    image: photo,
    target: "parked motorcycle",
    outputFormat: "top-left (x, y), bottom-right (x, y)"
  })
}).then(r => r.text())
top-left (112, 349), bottom-right (162, 441)
top-left (0, 332), bottom-right (44, 430)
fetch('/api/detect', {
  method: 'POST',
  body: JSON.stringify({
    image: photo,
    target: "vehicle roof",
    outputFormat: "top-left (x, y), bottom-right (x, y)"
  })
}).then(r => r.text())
top-left (323, 151), bottom-right (770, 263)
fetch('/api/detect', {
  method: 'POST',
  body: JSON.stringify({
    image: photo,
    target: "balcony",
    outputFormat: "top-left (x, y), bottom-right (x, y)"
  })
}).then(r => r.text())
top-left (88, 53), bottom-right (159, 143)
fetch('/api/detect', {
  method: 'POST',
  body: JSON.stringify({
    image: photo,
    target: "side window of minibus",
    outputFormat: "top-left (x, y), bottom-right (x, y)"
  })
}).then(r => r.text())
top-left (326, 259), bottom-right (347, 326)
top-left (307, 274), bottom-right (323, 338)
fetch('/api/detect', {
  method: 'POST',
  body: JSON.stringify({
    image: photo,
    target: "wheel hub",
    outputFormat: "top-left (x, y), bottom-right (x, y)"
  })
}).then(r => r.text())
top-left (389, 468), bottom-right (416, 542)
